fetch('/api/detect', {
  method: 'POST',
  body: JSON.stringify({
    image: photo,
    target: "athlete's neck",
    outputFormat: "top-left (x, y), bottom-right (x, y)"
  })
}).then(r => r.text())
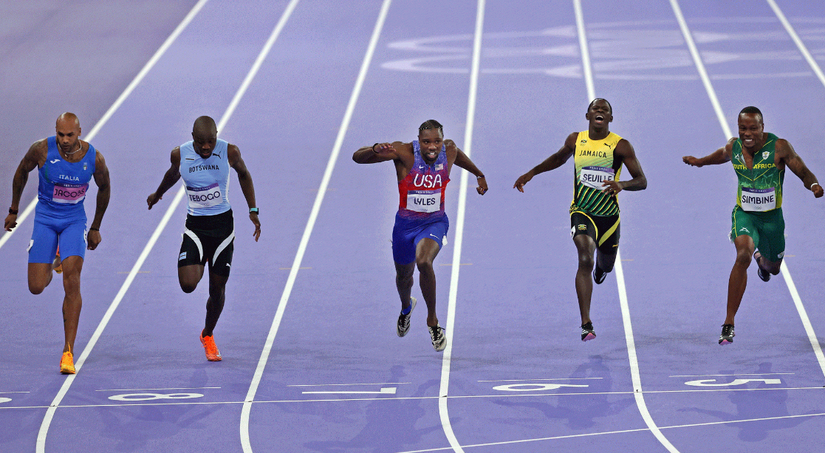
top-left (588, 127), bottom-right (609, 141)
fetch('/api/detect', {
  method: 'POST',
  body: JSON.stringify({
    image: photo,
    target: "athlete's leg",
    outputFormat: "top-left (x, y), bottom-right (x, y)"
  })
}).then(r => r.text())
top-left (60, 256), bottom-right (84, 354)
top-left (202, 271), bottom-right (227, 337)
top-left (415, 238), bottom-right (442, 327)
top-left (573, 234), bottom-right (597, 325)
top-left (725, 235), bottom-right (755, 325)
top-left (755, 253), bottom-right (782, 275)
top-left (179, 264), bottom-right (205, 293)
top-left (394, 262), bottom-right (415, 311)
top-left (27, 219), bottom-right (59, 293)
top-left (595, 250), bottom-right (618, 274)
top-left (28, 263), bottom-right (54, 294)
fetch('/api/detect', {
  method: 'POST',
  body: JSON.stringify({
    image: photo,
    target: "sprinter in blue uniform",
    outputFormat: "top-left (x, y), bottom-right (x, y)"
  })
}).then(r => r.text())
top-left (147, 116), bottom-right (260, 362)
top-left (5, 112), bottom-right (111, 374)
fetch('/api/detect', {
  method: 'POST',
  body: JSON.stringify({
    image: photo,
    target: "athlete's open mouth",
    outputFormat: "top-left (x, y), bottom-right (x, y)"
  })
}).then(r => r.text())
top-left (595, 115), bottom-right (604, 122)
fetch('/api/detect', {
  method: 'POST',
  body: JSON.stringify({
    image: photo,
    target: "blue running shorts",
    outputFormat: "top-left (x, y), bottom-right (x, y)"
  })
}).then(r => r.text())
top-left (28, 213), bottom-right (87, 263)
top-left (391, 212), bottom-right (449, 265)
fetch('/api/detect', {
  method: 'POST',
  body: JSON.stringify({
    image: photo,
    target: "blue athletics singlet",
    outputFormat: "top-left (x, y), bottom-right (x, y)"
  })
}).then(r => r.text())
top-left (397, 140), bottom-right (450, 220)
top-left (180, 139), bottom-right (231, 216)
top-left (36, 136), bottom-right (96, 221)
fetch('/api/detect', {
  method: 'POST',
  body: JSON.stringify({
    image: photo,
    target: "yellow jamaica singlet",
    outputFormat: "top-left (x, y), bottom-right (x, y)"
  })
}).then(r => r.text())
top-left (571, 130), bottom-right (623, 216)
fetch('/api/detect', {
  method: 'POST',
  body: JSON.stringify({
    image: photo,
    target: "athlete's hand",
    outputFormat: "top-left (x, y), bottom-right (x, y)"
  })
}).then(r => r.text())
top-left (682, 156), bottom-right (702, 167)
top-left (373, 142), bottom-right (395, 155)
top-left (87, 229), bottom-right (101, 250)
top-left (249, 212), bottom-right (261, 242)
top-left (513, 172), bottom-right (533, 193)
top-left (601, 180), bottom-right (622, 195)
top-left (812, 183), bottom-right (824, 198)
top-left (4, 213), bottom-right (17, 231)
top-left (476, 176), bottom-right (488, 195)
top-left (147, 193), bottom-right (162, 210)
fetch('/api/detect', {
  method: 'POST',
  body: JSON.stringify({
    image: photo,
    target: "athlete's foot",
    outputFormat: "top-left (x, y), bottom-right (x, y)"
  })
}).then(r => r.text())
top-left (53, 247), bottom-right (62, 274)
top-left (593, 266), bottom-right (607, 284)
top-left (60, 351), bottom-right (76, 374)
top-left (199, 333), bottom-right (222, 361)
top-left (753, 251), bottom-right (770, 282)
top-left (719, 324), bottom-right (735, 345)
top-left (581, 321), bottom-right (596, 342)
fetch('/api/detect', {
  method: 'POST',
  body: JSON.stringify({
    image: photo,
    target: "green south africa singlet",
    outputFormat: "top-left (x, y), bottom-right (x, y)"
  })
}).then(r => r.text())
top-left (731, 133), bottom-right (784, 212)
top-left (571, 131), bottom-right (623, 216)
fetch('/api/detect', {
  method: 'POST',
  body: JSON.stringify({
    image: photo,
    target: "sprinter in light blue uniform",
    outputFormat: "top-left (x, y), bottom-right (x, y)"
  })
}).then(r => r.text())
top-left (5, 112), bottom-right (111, 374)
top-left (148, 116), bottom-right (260, 362)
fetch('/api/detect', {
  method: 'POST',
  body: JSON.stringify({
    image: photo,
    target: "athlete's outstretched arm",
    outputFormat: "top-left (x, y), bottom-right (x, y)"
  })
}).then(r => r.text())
top-left (228, 144), bottom-right (261, 241)
top-left (352, 141), bottom-right (403, 164)
top-left (4, 140), bottom-right (45, 231)
top-left (513, 132), bottom-right (576, 192)
top-left (603, 139), bottom-right (646, 194)
top-left (147, 148), bottom-right (182, 209)
top-left (777, 139), bottom-right (824, 198)
top-left (451, 142), bottom-right (487, 195)
top-left (87, 150), bottom-right (111, 250)
top-left (682, 139), bottom-right (734, 168)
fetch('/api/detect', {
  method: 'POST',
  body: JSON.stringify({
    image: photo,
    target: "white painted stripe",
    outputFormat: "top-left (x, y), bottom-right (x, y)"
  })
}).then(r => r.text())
top-left (780, 261), bottom-right (825, 377)
top-left (572, 0), bottom-right (595, 99)
top-left (439, 1), bottom-right (485, 452)
top-left (36, 0), bottom-right (292, 450)
top-left (184, 229), bottom-right (204, 262)
top-left (669, 0), bottom-right (732, 139)
top-left (576, 1), bottom-right (677, 451)
top-left (212, 229), bottom-right (235, 264)
top-left (766, 0), bottom-right (825, 87)
top-left (1, 0), bottom-right (211, 253)
top-left (238, 1), bottom-right (391, 452)
top-left (766, 0), bottom-right (825, 382)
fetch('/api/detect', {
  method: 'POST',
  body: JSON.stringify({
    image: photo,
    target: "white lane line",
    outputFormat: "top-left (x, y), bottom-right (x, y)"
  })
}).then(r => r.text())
top-left (439, 1), bottom-right (485, 452)
top-left (765, 0), bottom-right (825, 382)
top-left (0, 0), bottom-right (211, 252)
top-left (238, 1), bottom-right (392, 452)
top-left (669, 373), bottom-right (794, 378)
top-left (669, 0), bottom-right (731, 139)
top-left (478, 377), bottom-right (603, 382)
top-left (767, 0), bottom-right (825, 86)
top-left (36, 0), bottom-right (293, 450)
top-left (95, 387), bottom-right (220, 392)
top-left (672, 0), bottom-right (825, 381)
top-left (575, 1), bottom-right (677, 451)
top-left (287, 382), bottom-right (411, 387)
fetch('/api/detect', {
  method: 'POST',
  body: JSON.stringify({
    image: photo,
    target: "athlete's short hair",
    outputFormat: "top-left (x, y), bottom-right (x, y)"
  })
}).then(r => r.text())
top-left (739, 106), bottom-right (763, 123)
top-left (587, 98), bottom-right (612, 114)
top-left (418, 119), bottom-right (443, 136)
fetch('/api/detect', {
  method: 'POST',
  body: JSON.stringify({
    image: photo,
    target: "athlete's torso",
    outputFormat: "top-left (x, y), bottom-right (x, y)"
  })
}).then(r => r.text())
top-left (180, 139), bottom-right (231, 216)
top-left (36, 136), bottom-right (96, 220)
top-left (397, 141), bottom-right (450, 220)
top-left (731, 133), bottom-right (783, 212)
top-left (571, 130), bottom-right (622, 216)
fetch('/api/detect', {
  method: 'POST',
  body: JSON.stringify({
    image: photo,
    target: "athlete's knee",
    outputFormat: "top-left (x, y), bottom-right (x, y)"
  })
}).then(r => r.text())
top-left (415, 256), bottom-right (435, 274)
top-left (180, 281), bottom-right (198, 293)
top-left (577, 252), bottom-right (594, 271)
top-left (29, 282), bottom-right (47, 295)
top-left (734, 249), bottom-right (753, 267)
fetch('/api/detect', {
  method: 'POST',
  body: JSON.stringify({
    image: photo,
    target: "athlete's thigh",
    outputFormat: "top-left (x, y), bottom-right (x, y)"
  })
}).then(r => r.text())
top-left (730, 206), bottom-right (760, 246)
top-left (28, 216), bottom-right (59, 264)
top-left (57, 221), bottom-right (88, 260)
top-left (755, 209), bottom-right (786, 262)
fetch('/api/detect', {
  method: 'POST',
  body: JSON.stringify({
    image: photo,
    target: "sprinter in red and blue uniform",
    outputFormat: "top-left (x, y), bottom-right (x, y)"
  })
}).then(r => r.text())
top-left (353, 120), bottom-right (487, 352)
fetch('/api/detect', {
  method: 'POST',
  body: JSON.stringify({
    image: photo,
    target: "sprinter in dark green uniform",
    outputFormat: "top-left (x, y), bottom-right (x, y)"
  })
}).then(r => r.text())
top-left (683, 106), bottom-right (823, 345)
top-left (515, 99), bottom-right (647, 341)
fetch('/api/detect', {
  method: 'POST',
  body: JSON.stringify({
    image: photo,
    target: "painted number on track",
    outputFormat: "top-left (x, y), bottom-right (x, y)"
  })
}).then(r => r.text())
top-left (493, 383), bottom-right (589, 392)
top-left (108, 392), bottom-right (204, 402)
top-left (684, 379), bottom-right (782, 387)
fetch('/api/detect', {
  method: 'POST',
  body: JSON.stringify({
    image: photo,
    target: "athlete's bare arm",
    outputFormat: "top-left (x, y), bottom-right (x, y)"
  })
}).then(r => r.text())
top-left (228, 144), bottom-right (261, 241)
top-left (513, 132), bottom-right (577, 192)
top-left (4, 140), bottom-right (47, 231)
top-left (683, 138), bottom-right (735, 168)
top-left (776, 139), bottom-right (823, 198)
top-left (87, 150), bottom-right (111, 250)
top-left (448, 140), bottom-right (487, 195)
top-left (603, 139), bottom-right (646, 194)
top-left (147, 147), bottom-right (182, 209)
top-left (353, 141), bottom-right (415, 182)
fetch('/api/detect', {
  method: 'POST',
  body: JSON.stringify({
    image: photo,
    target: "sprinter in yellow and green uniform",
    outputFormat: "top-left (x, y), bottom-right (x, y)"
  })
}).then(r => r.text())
top-left (683, 106), bottom-right (823, 345)
top-left (515, 99), bottom-right (647, 342)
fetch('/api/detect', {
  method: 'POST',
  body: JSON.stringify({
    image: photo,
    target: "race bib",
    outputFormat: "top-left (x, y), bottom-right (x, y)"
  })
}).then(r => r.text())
top-left (407, 190), bottom-right (441, 213)
top-left (186, 183), bottom-right (223, 208)
top-left (52, 184), bottom-right (88, 204)
top-left (740, 187), bottom-right (776, 212)
top-left (579, 166), bottom-right (615, 190)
